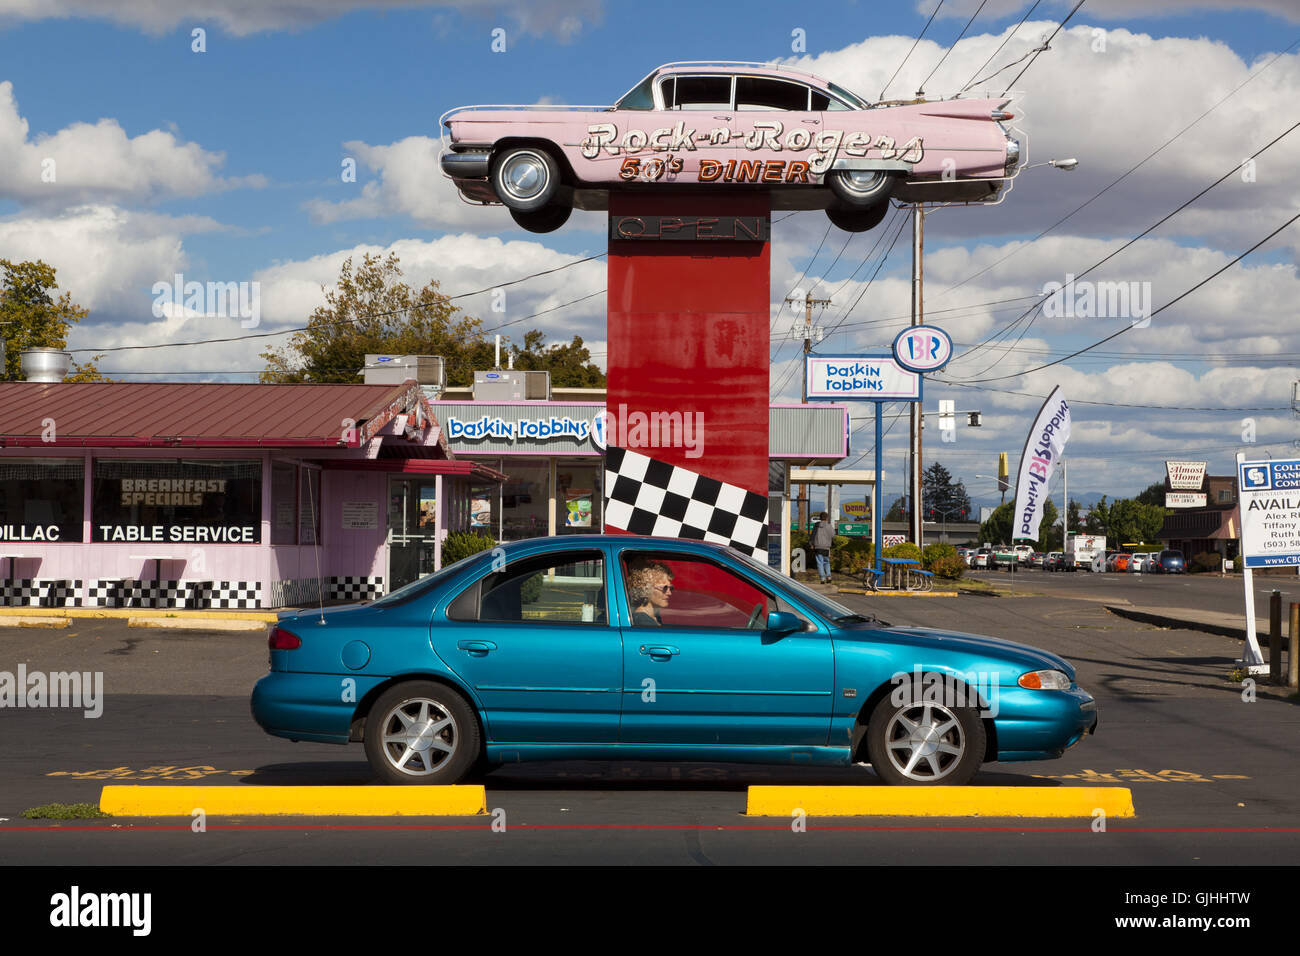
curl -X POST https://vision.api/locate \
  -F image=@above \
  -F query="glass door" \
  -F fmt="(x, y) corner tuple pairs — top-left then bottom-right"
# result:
(388, 477), (439, 591)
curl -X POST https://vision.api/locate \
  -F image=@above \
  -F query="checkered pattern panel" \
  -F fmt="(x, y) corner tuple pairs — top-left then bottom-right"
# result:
(270, 578), (322, 609)
(604, 447), (768, 559)
(331, 577), (384, 602)
(0, 579), (82, 608)
(88, 579), (260, 609)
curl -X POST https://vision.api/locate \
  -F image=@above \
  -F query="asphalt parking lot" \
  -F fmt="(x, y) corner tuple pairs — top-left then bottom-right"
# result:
(1, 583), (1297, 866)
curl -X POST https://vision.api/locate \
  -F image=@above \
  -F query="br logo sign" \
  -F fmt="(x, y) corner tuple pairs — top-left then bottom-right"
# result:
(892, 325), (953, 373)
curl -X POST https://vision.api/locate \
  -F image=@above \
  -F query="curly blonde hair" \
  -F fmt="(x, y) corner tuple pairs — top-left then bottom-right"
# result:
(625, 560), (673, 610)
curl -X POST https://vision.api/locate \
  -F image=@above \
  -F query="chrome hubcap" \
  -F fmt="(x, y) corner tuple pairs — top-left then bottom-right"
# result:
(845, 169), (885, 192)
(501, 153), (548, 200)
(380, 698), (457, 775)
(885, 703), (964, 781)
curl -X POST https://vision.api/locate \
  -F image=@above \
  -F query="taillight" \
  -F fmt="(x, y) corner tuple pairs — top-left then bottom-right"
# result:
(991, 109), (1014, 121)
(268, 626), (302, 651)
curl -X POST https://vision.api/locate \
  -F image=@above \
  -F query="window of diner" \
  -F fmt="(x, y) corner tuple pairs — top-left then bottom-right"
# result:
(0, 458), (85, 543)
(298, 466), (321, 545)
(91, 458), (262, 544)
(555, 462), (601, 533)
(468, 464), (501, 539)
(499, 461), (549, 541)
(271, 462), (297, 545)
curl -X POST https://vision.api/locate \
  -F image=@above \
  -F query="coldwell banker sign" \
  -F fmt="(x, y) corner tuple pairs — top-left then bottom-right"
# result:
(1238, 459), (1300, 568)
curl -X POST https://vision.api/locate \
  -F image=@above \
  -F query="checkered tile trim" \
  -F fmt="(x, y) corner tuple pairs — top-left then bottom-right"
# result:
(0, 579), (83, 608)
(271, 578), (322, 609)
(331, 576), (384, 602)
(604, 447), (768, 559)
(88, 579), (260, 609)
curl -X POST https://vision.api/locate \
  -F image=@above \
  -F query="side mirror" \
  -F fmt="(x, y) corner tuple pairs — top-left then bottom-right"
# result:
(766, 611), (804, 634)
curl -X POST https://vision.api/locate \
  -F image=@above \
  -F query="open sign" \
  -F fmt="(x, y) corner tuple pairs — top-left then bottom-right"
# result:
(892, 325), (953, 373)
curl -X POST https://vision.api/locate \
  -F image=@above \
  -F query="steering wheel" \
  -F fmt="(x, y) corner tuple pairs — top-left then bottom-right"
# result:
(745, 603), (766, 630)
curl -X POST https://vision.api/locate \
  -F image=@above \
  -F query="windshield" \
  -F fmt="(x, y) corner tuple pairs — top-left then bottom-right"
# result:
(733, 550), (875, 623)
(827, 79), (871, 109)
(615, 73), (657, 110)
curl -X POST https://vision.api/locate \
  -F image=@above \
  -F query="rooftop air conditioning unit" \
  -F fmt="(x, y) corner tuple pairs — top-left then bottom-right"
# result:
(473, 370), (551, 401)
(20, 348), (72, 383)
(363, 354), (446, 391)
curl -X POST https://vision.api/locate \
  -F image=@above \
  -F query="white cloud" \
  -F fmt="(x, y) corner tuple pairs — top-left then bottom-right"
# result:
(0, 81), (263, 208)
(0, 0), (603, 38)
(931, 0), (1300, 23)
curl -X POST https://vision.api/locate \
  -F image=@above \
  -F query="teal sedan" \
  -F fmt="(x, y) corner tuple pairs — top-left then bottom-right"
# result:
(251, 535), (1097, 785)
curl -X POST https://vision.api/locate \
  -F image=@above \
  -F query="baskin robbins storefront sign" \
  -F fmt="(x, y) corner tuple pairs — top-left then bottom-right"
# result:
(447, 414), (595, 445)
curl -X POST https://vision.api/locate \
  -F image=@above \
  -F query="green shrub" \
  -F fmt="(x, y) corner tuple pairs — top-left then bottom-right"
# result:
(833, 537), (874, 575)
(442, 531), (496, 565)
(1190, 551), (1222, 573)
(884, 542), (923, 563)
(520, 572), (543, 604)
(929, 554), (966, 580)
(922, 543), (958, 570)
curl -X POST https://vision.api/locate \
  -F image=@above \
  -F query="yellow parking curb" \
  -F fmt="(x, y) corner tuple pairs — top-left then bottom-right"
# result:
(100, 785), (487, 817)
(0, 607), (279, 622)
(746, 786), (1134, 817)
(835, 589), (957, 597)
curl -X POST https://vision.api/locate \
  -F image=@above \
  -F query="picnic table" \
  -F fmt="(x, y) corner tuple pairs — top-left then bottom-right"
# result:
(865, 557), (933, 592)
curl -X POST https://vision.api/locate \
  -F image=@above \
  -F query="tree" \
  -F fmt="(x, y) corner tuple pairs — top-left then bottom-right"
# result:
(0, 259), (106, 381)
(259, 252), (604, 386)
(1084, 495), (1167, 544)
(1134, 481), (1167, 507)
(921, 462), (972, 522)
(885, 495), (908, 521)
(980, 499), (1058, 549)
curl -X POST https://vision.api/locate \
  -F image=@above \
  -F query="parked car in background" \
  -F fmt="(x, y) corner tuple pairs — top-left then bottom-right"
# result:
(251, 535), (1097, 787)
(1104, 551), (1121, 572)
(1154, 549), (1186, 574)
(973, 548), (992, 569)
(1029, 551), (1045, 568)
(1044, 552), (1064, 571)
(1114, 553), (1134, 573)
(440, 61), (1022, 233)
(1014, 544), (1034, 564)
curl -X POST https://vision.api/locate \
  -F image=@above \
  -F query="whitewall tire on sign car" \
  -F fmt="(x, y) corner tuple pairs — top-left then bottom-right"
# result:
(491, 147), (560, 212)
(827, 169), (898, 207)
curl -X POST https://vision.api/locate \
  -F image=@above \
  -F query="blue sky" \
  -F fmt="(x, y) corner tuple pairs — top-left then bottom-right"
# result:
(1, 0), (1298, 503)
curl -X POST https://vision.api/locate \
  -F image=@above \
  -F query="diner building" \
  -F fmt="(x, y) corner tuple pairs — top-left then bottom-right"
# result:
(0, 380), (501, 609)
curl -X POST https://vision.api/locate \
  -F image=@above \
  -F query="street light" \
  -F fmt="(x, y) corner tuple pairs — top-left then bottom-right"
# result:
(1018, 157), (1079, 172)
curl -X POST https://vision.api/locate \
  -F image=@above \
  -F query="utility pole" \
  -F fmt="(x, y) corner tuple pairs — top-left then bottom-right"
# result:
(789, 290), (830, 531)
(909, 205), (924, 547)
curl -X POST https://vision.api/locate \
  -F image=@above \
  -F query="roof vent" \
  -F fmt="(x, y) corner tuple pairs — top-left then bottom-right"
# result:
(363, 354), (446, 390)
(20, 348), (72, 383)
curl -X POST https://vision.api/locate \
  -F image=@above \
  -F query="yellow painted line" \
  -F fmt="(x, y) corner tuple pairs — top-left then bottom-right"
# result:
(128, 617), (266, 631)
(746, 786), (1135, 818)
(100, 785), (487, 817)
(0, 607), (279, 622)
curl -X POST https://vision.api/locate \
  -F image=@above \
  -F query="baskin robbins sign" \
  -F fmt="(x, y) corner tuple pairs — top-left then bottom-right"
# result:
(805, 354), (921, 400)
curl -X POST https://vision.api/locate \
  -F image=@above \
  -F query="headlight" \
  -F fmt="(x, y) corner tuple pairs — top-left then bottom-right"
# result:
(1018, 669), (1070, 690)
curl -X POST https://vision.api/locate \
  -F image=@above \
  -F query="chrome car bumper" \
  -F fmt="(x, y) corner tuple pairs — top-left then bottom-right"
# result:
(440, 149), (492, 179)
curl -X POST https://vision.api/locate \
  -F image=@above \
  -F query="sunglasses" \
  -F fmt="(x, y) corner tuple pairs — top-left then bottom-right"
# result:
(655, 584), (674, 594)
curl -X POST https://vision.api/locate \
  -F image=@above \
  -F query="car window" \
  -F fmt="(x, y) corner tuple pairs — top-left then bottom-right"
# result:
(735, 76), (810, 111)
(662, 75), (733, 110)
(452, 551), (606, 625)
(617, 74), (657, 110)
(621, 552), (772, 629)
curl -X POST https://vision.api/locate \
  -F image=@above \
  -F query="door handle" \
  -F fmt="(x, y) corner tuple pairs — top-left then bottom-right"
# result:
(802, 118), (820, 125)
(713, 115), (732, 121)
(457, 640), (497, 654)
(639, 644), (679, 660)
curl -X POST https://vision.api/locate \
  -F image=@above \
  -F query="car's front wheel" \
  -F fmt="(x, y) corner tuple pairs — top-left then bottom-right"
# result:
(865, 686), (985, 786)
(826, 168), (899, 208)
(491, 146), (560, 212)
(363, 681), (480, 785)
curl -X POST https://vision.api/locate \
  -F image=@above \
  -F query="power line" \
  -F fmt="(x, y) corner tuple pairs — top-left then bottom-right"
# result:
(959, 208), (1300, 384)
(1006, 0), (1086, 88)
(947, 116), (1300, 373)
(938, 32), (1300, 300)
(879, 0), (946, 101)
(919, 0), (991, 92)
(960, 0), (1045, 92)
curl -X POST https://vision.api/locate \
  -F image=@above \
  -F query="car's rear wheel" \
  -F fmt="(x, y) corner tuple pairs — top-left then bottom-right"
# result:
(826, 168), (899, 207)
(510, 203), (572, 233)
(491, 146), (560, 212)
(364, 681), (480, 785)
(865, 687), (985, 786)
(825, 202), (890, 233)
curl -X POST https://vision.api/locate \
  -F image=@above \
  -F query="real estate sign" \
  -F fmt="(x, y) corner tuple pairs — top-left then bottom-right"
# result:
(1238, 458), (1300, 568)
